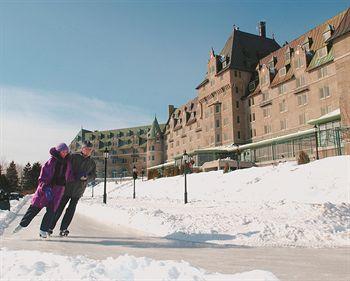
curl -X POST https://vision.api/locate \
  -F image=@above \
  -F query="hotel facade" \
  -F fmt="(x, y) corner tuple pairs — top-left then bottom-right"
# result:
(71, 8), (350, 177)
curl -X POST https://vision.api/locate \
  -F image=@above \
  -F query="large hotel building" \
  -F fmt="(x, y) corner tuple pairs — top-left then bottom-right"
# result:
(70, 8), (350, 178)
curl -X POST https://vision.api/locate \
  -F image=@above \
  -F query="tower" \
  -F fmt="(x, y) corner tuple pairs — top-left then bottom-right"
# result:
(147, 116), (164, 168)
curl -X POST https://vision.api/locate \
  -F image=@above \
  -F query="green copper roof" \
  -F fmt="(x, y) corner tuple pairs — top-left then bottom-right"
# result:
(307, 48), (334, 71)
(148, 117), (162, 139)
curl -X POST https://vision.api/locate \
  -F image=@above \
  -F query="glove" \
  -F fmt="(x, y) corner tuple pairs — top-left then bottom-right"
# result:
(43, 186), (53, 202)
(78, 172), (88, 181)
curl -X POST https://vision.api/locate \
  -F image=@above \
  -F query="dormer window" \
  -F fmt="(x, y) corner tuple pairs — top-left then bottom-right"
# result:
(318, 47), (327, 59)
(302, 36), (312, 52)
(248, 81), (255, 92)
(279, 67), (286, 77)
(284, 47), (292, 65)
(323, 24), (334, 41)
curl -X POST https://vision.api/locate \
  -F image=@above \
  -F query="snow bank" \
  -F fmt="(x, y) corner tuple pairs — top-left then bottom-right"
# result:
(0, 248), (280, 281)
(78, 156), (350, 247)
(0, 196), (30, 235)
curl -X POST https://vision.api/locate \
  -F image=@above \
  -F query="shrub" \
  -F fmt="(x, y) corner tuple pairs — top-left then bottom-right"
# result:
(297, 150), (310, 165)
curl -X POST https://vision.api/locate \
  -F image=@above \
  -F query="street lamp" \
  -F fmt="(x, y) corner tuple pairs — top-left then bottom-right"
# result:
(132, 165), (138, 199)
(103, 147), (109, 204)
(314, 125), (319, 160)
(182, 150), (190, 204)
(141, 167), (145, 181)
(234, 144), (240, 170)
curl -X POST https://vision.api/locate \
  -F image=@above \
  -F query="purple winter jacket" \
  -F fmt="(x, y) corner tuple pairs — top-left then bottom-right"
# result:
(31, 147), (74, 211)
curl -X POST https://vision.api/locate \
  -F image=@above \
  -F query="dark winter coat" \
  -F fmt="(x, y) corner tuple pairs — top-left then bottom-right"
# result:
(64, 152), (96, 198)
(31, 148), (74, 211)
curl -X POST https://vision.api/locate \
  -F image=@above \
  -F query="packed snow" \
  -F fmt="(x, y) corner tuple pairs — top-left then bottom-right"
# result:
(0, 196), (30, 235)
(77, 156), (350, 247)
(0, 249), (280, 281)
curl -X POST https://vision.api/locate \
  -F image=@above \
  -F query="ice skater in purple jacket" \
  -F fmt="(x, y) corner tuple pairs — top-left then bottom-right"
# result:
(13, 143), (73, 238)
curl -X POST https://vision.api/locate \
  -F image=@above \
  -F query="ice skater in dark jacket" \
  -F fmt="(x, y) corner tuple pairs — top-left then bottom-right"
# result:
(50, 140), (96, 236)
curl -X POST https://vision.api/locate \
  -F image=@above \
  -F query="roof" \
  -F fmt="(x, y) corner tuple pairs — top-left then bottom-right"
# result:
(256, 9), (348, 91)
(148, 117), (162, 139)
(223, 29), (280, 72)
(308, 109), (341, 125)
(196, 29), (280, 89)
(328, 8), (350, 41)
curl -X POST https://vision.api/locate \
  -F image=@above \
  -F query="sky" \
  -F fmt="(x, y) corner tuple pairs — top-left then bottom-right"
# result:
(0, 0), (349, 165)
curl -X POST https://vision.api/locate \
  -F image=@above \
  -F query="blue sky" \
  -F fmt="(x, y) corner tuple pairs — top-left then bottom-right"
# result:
(0, 0), (349, 164)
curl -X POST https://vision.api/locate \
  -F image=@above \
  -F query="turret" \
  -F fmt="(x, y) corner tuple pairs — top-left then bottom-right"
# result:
(147, 116), (164, 168)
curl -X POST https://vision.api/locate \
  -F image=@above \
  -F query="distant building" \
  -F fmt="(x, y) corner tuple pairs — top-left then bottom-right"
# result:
(71, 8), (350, 177)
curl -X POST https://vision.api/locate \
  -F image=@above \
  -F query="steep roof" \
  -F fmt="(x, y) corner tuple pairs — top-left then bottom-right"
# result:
(147, 117), (162, 139)
(257, 8), (348, 89)
(196, 28), (280, 89)
(220, 29), (280, 72)
(328, 7), (350, 41)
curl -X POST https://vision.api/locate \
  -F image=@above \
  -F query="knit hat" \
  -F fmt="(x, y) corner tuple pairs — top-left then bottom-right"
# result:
(55, 143), (69, 152)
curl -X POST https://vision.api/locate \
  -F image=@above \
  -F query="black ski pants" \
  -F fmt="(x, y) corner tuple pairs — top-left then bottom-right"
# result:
(50, 195), (80, 231)
(20, 205), (55, 232)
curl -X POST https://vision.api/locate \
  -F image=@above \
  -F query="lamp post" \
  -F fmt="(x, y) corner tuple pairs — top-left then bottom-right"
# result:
(103, 147), (109, 204)
(132, 165), (138, 199)
(314, 125), (319, 160)
(182, 150), (190, 204)
(235, 144), (240, 170)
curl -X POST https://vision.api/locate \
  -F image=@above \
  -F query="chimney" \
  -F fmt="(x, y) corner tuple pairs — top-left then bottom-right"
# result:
(259, 21), (266, 38)
(168, 105), (175, 119)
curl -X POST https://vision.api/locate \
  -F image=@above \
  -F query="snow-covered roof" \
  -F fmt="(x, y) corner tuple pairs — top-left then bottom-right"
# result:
(147, 161), (175, 170)
(307, 109), (340, 125)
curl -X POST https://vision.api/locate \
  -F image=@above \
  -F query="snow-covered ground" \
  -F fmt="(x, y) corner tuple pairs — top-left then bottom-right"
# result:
(0, 196), (30, 235)
(78, 156), (350, 247)
(0, 248), (279, 281)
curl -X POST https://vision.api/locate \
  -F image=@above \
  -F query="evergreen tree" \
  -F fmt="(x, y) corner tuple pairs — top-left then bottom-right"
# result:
(30, 162), (42, 189)
(21, 163), (32, 190)
(6, 161), (19, 191)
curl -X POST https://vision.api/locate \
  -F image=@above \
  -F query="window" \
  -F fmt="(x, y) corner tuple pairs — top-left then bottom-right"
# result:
(296, 75), (305, 88)
(215, 104), (220, 113)
(236, 101), (239, 108)
(215, 120), (219, 128)
(280, 119), (287, 130)
(235, 86), (239, 94)
(263, 107), (271, 118)
(216, 134), (220, 142)
(237, 116), (240, 123)
(318, 66), (328, 79)
(279, 99), (287, 112)
(152, 156), (155, 161)
(252, 112), (256, 121)
(299, 113), (306, 125)
(297, 93), (308, 106)
(253, 129), (257, 137)
(237, 131), (241, 139)
(238, 71), (241, 78)
(151, 145), (155, 151)
(295, 57), (304, 68)
(278, 84), (286, 95)
(285, 51), (291, 62)
(248, 99), (251, 106)
(318, 47), (327, 58)
(262, 92), (270, 101)
(279, 67), (286, 77)
(261, 73), (269, 85)
(319, 86), (330, 99)
(234, 70), (237, 77)
(264, 125), (272, 134)
(321, 105), (332, 115)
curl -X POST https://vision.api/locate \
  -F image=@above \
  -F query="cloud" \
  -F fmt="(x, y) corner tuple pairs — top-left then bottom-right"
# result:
(0, 85), (152, 165)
